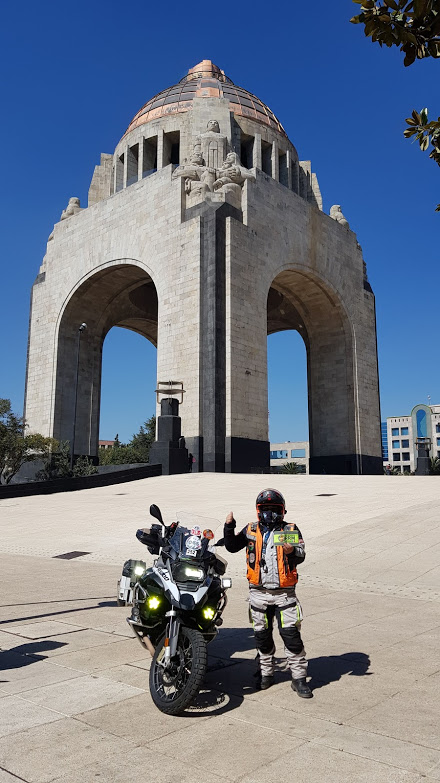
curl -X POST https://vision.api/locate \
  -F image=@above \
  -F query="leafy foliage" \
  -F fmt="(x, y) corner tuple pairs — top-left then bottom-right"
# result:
(99, 416), (156, 466)
(129, 415), (156, 455)
(0, 398), (56, 484)
(351, 1), (440, 209)
(429, 456), (440, 474)
(280, 461), (303, 474)
(404, 108), (440, 208)
(36, 440), (72, 480)
(351, 1), (440, 66)
(73, 455), (98, 477)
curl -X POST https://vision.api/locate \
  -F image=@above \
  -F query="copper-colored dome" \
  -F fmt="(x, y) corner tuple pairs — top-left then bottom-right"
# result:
(124, 59), (286, 137)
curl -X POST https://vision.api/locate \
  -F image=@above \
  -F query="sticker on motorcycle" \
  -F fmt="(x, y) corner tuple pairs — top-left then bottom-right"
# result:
(186, 535), (202, 550)
(191, 526), (202, 537)
(186, 549), (197, 557)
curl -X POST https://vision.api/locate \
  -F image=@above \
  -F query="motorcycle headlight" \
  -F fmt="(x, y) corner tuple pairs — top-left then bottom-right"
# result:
(147, 596), (161, 610)
(134, 565), (146, 576)
(174, 563), (205, 582)
(221, 577), (232, 589)
(184, 566), (204, 579)
(202, 606), (215, 620)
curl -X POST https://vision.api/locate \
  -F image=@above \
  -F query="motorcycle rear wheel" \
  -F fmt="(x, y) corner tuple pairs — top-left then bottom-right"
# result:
(149, 627), (207, 715)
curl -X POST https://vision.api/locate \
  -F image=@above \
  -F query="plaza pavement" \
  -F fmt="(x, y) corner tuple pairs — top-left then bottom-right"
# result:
(0, 473), (440, 783)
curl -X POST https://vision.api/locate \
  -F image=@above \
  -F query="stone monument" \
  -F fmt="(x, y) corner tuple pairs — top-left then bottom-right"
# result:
(24, 59), (382, 474)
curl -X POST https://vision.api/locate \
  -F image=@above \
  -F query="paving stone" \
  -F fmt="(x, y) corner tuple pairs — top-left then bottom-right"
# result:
(0, 658), (83, 694)
(150, 714), (305, 780)
(0, 719), (135, 783)
(2, 621), (84, 638)
(17, 674), (144, 716)
(0, 695), (61, 738)
(237, 742), (422, 783)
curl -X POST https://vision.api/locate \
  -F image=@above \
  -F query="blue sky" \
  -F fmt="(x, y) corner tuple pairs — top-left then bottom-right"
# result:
(1, 1), (438, 445)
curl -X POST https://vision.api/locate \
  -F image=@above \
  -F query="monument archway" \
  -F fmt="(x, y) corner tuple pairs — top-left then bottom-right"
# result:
(25, 59), (382, 474)
(267, 268), (359, 474)
(52, 263), (158, 457)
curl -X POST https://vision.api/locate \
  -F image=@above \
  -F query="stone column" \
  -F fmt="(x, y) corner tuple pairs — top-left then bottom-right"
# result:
(253, 133), (262, 169)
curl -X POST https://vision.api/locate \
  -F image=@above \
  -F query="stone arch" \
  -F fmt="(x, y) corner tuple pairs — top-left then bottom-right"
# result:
(267, 265), (360, 474)
(52, 261), (158, 456)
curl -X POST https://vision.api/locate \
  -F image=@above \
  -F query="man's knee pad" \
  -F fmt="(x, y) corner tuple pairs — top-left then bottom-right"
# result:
(279, 625), (303, 655)
(254, 628), (274, 655)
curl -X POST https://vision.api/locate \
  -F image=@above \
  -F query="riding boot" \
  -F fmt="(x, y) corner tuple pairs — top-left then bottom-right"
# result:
(291, 677), (313, 698)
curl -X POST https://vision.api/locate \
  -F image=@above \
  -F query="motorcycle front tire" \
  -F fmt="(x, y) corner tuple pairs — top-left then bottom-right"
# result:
(149, 626), (207, 715)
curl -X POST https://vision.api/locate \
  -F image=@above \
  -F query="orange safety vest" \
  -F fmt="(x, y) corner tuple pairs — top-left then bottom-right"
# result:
(245, 521), (298, 588)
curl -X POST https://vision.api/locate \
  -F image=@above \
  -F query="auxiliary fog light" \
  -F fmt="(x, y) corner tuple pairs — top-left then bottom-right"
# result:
(203, 607), (215, 621)
(147, 596), (161, 610)
(221, 577), (232, 589)
(134, 565), (146, 576)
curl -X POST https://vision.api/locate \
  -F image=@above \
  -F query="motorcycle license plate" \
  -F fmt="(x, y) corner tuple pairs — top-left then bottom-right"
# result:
(273, 531), (299, 546)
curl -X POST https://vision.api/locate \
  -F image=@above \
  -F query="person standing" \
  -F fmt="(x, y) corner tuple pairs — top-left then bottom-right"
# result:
(188, 453), (194, 473)
(223, 488), (312, 698)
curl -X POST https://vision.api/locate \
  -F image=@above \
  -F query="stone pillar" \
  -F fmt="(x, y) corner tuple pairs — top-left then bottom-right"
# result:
(286, 149), (293, 190)
(253, 133), (262, 169)
(138, 139), (144, 182)
(157, 129), (164, 170)
(271, 141), (279, 182)
(149, 398), (188, 475)
(123, 146), (128, 189)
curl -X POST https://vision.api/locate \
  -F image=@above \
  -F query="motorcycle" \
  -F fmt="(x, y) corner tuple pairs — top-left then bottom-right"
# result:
(126, 504), (231, 715)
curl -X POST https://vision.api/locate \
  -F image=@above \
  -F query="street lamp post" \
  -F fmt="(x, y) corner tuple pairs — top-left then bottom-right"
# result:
(70, 323), (87, 470)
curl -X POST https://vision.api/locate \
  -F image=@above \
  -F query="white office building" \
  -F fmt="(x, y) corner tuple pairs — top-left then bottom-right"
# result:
(269, 441), (309, 473)
(386, 403), (440, 473)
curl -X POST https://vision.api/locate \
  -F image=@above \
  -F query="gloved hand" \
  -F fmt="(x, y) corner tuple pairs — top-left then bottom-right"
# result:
(225, 511), (234, 525)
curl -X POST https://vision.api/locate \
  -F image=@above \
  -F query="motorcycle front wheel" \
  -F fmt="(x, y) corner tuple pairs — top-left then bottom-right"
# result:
(149, 626), (207, 715)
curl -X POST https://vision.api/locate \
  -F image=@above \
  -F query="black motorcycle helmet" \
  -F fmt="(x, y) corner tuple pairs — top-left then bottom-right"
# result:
(256, 488), (286, 528)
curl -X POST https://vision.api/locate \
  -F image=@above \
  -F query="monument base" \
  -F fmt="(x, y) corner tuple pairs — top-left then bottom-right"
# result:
(309, 454), (383, 475)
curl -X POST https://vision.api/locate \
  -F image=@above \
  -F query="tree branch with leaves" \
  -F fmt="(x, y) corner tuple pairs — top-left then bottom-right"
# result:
(351, 0), (440, 209)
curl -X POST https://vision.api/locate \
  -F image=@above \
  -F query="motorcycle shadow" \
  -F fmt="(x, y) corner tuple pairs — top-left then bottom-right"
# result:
(181, 628), (258, 717)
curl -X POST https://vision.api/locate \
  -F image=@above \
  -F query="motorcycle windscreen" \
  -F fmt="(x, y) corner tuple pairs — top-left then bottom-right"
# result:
(168, 526), (209, 560)
(175, 512), (224, 549)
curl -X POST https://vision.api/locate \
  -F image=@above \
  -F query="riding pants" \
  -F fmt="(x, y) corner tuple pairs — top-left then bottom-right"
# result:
(249, 586), (307, 680)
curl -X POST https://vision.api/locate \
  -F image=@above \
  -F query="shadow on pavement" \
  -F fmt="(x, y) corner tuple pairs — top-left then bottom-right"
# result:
(307, 652), (371, 690)
(0, 640), (67, 676)
(0, 599), (117, 627)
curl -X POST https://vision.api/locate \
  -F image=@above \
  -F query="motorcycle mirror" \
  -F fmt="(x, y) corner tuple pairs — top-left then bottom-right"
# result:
(149, 504), (165, 526)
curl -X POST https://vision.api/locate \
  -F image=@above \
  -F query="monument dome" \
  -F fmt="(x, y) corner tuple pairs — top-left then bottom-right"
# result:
(124, 59), (287, 138)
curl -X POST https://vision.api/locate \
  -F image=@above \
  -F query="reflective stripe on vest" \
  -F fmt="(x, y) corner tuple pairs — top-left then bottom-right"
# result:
(245, 523), (298, 588)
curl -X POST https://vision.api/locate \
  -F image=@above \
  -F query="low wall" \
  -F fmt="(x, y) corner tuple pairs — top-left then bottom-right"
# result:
(0, 463), (162, 500)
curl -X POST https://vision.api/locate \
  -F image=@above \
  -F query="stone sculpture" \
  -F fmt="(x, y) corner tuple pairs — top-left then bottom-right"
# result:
(61, 197), (82, 221)
(213, 152), (255, 195)
(330, 204), (349, 229)
(173, 123), (255, 206)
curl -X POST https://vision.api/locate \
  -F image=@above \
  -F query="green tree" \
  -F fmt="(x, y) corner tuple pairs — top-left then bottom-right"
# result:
(281, 461), (303, 474)
(128, 415), (156, 457)
(0, 399), (56, 484)
(429, 456), (440, 474)
(351, 0), (440, 209)
(36, 440), (72, 480)
(73, 455), (98, 477)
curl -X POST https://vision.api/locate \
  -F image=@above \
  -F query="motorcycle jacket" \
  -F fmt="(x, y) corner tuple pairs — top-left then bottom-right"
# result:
(223, 518), (305, 590)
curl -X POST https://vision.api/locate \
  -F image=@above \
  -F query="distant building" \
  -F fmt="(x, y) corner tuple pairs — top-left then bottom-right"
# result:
(99, 440), (115, 450)
(386, 404), (440, 473)
(381, 422), (388, 461)
(270, 441), (309, 473)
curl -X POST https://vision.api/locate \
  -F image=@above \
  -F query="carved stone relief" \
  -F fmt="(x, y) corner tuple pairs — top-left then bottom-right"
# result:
(173, 121), (255, 208)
